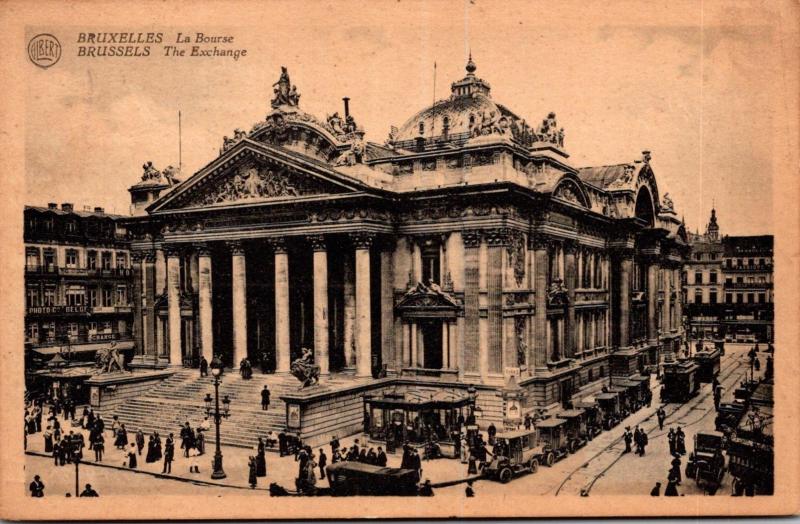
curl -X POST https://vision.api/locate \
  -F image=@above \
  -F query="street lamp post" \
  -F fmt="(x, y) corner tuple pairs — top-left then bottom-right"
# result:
(204, 357), (231, 479)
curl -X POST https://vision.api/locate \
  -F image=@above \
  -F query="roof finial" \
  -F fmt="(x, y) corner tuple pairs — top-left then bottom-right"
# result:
(466, 51), (476, 75)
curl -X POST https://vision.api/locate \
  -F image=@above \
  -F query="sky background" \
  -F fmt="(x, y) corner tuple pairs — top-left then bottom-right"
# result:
(24, 0), (786, 235)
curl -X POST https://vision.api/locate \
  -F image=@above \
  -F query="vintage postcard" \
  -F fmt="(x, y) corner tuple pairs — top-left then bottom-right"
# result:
(1, 0), (798, 519)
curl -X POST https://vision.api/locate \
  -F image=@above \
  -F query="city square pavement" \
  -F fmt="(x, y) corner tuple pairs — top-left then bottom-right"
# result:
(26, 343), (765, 497)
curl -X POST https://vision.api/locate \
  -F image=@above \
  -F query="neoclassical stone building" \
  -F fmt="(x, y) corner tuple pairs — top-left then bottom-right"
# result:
(124, 59), (688, 417)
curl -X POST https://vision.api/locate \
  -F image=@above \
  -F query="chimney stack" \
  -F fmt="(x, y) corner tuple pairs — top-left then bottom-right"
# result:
(47, 203), (57, 209)
(342, 97), (350, 119)
(61, 203), (74, 213)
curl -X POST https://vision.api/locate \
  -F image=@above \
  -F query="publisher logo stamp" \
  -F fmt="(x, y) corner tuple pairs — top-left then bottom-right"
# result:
(28, 34), (61, 68)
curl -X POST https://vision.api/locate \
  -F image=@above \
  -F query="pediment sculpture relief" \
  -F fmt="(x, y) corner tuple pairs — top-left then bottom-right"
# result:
(186, 164), (339, 207)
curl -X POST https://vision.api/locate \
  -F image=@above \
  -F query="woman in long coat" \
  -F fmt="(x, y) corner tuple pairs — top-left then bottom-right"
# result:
(115, 424), (128, 449)
(136, 430), (145, 456)
(146, 435), (157, 463)
(43, 426), (53, 453)
(127, 443), (138, 469)
(153, 432), (163, 462)
(256, 438), (267, 477)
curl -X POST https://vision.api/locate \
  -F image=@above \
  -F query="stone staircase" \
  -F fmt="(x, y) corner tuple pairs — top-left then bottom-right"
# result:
(99, 369), (298, 449)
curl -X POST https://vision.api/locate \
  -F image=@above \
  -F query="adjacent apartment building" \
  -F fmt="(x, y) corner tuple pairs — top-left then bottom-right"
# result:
(24, 203), (134, 366)
(684, 208), (774, 343)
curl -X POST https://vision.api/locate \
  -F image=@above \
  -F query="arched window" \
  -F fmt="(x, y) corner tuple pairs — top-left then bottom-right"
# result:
(418, 121), (425, 136)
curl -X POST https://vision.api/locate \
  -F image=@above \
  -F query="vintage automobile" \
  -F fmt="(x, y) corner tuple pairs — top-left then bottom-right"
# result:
(574, 401), (603, 438)
(535, 417), (570, 465)
(715, 402), (746, 434)
(483, 429), (542, 483)
(595, 393), (622, 430)
(557, 409), (590, 452)
(607, 386), (631, 417)
(728, 383), (773, 495)
(660, 360), (700, 403)
(325, 462), (419, 496)
(693, 348), (722, 383)
(685, 431), (726, 493)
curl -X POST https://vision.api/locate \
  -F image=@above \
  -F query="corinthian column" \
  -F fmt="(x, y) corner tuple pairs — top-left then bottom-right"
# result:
(229, 241), (248, 368)
(308, 235), (329, 376)
(531, 236), (549, 370)
(271, 237), (290, 373)
(351, 232), (374, 377)
(564, 241), (578, 358)
(197, 244), (213, 364)
(166, 246), (183, 366)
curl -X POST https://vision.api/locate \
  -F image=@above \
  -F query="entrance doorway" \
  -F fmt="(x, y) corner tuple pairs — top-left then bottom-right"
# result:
(420, 319), (443, 369)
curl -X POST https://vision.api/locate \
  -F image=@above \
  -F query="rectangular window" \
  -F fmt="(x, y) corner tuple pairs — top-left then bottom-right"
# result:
(116, 286), (127, 305)
(65, 250), (78, 268)
(43, 322), (56, 341)
(737, 293), (744, 304)
(103, 287), (113, 307)
(26, 323), (39, 342)
(758, 293), (766, 304)
(89, 288), (98, 308)
(43, 287), (56, 306)
(66, 287), (85, 307)
(694, 271), (703, 285)
(87, 251), (97, 270)
(725, 293), (733, 303)
(737, 277), (744, 284)
(26, 287), (40, 308)
(101, 252), (112, 270)
(748, 258), (754, 267)
(26, 248), (39, 269)
(68, 322), (79, 340)
(65, 220), (76, 234)
(694, 290), (703, 304)
(747, 293), (754, 303)
(709, 271), (717, 284)
(43, 249), (56, 269)
(710, 291), (717, 304)
(725, 277), (733, 285)
(88, 322), (97, 333)
(116, 252), (127, 269)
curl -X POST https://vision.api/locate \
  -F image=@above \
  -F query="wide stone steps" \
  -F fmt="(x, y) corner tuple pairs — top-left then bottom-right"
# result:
(102, 369), (304, 449)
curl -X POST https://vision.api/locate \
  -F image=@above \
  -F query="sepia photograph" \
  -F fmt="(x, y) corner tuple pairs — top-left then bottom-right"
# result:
(1, 0), (798, 519)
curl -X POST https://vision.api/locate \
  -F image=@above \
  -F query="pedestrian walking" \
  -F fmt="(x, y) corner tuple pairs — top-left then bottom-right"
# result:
(261, 385), (271, 411)
(180, 422), (195, 458)
(670, 456), (682, 485)
(657, 408), (666, 431)
(377, 446), (387, 467)
(650, 482), (661, 496)
(199, 357), (208, 377)
(634, 427), (643, 456)
(256, 438), (267, 477)
(487, 422), (497, 446)
(641, 430), (648, 456)
(318, 449), (327, 479)
(162, 434), (174, 473)
(93, 434), (104, 462)
(248, 456), (257, 488)
(114, 423), (128, 450)
(136, 429), (145, 456)
(676, 427), (686, 455)
(43, 426), (53, 453)
(667, 428), (676, 456)
(127, 443), (138, 469)
(29, 475), (45, 497)
(623, 427), (632, 453)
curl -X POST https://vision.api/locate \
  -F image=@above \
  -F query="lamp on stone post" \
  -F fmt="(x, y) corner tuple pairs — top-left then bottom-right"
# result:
(204, 357), (231, 479)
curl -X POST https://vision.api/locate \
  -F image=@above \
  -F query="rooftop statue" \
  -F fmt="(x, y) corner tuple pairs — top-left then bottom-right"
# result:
(662, 192), (674, 212)
(271, 66), (300, 109)
(141, 161), (162, 181)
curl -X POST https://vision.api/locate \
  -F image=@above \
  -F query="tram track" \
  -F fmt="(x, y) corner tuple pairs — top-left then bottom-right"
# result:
(553, 353), (749, 496)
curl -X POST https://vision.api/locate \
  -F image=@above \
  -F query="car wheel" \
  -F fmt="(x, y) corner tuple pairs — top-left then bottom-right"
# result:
(568, 441), (576, 454)
(499, 468), (513, 483)
(528, 458), (538, 474)
(546, 452), (555, 467)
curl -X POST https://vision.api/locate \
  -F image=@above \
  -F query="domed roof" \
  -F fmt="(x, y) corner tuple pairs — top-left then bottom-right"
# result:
(393, 57), (524, 143)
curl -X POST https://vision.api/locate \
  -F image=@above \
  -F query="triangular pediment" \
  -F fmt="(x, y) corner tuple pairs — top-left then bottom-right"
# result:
(147, 141), (373, 214)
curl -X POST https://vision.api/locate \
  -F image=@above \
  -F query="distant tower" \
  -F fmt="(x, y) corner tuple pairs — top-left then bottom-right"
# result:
(706, 207), (720, 242)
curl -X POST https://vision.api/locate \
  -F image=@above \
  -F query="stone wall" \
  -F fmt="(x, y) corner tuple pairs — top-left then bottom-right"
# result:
(86, 370), (173, 414)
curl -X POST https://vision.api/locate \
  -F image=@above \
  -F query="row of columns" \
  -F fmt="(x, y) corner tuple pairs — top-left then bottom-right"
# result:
(139, 233), (376, 376)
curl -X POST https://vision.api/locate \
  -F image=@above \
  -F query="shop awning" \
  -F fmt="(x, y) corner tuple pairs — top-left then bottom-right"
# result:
(31, 340), (134, 355)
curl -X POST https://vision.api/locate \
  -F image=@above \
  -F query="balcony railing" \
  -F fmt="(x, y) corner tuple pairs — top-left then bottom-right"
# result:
(724, 264), (773, 272)
(723, 282), (772, 289)
(25, 265), (131, 277)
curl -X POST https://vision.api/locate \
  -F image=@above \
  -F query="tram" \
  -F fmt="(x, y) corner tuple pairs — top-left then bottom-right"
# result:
(660, 359), (700, 403)
(693, 347), (721, 383)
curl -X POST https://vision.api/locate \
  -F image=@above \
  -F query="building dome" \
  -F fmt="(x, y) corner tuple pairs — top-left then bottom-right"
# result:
(392, 56), (563, 151)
